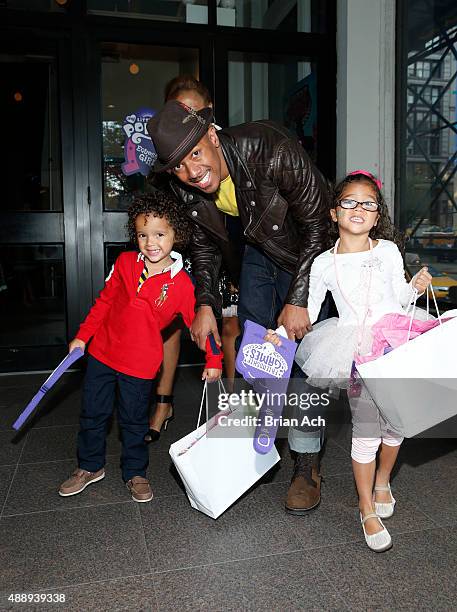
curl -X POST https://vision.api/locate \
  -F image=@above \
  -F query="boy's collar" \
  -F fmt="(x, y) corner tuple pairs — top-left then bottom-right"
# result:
(136, 250), (183, 278)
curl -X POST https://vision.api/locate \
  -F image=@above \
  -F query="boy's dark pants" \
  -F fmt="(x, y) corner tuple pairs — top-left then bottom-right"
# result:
(77, 356), (153, 482)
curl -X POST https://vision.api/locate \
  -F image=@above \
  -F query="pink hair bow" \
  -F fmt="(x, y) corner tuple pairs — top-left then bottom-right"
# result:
(347, 170), (382, 191)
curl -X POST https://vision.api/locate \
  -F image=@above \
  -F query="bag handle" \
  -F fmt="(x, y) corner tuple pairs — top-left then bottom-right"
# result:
(428, 283), (442, 324)
(196, 379), (229, 429)
(196, 381), (207, 429)
(406, 284), (442, 342)
(218, 378), (228, 395)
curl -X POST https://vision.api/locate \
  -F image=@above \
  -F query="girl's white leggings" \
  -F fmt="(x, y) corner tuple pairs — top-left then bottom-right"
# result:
(349, 386), (403, 464)
(351, 434), (403, 464)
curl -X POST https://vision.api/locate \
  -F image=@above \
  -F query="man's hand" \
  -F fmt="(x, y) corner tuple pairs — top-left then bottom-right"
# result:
(202, 368), (222, 382)
(277, 304), (312, 341)
(69, 338), (86, 354)
(190, 305), (221, 351)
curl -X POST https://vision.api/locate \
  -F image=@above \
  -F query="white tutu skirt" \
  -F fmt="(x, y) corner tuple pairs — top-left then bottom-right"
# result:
(295, 318), (371, 389)
(295, 308), (432, 389)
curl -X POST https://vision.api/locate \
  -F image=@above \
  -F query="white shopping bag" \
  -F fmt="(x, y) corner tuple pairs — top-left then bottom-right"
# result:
(356, 311), (457, 438)
(169, 381), (280, 519)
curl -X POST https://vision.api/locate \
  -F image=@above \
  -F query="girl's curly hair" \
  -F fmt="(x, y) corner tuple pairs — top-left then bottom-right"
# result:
(330, 173), (406, 252)
(127, 190), (191, 250)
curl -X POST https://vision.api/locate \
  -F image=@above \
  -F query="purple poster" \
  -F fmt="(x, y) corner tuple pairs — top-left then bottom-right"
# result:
(122, 108), (157, 177)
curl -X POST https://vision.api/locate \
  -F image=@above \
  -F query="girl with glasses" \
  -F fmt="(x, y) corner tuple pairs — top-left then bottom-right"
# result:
(266, 170), (432, 552)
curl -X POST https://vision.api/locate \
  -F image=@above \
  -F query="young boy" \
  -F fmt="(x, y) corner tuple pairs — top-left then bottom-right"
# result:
(59, 192), (223, 502)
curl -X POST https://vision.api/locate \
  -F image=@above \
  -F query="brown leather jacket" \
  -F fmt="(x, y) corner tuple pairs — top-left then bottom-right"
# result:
(169, 120), (331, 313)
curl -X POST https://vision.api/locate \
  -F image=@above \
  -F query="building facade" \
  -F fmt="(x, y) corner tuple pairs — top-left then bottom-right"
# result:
(1, 0), (456, 372)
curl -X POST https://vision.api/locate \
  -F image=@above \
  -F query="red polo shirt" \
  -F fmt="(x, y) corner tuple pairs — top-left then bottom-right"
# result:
(76, 251), (222, 379)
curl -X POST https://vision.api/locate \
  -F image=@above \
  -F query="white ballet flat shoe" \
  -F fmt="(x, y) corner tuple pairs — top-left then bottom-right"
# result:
(374, 482), (396, 519)
(360, 512), (392, 552)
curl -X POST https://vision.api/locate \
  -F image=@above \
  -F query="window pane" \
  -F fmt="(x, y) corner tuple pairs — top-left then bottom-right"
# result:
(1, 54), (62, 211)
(400, 1), (457, 308)
(228, 51), (318, 161)
(431, 60), (442, 79)
(101, 43), (199, 211)
(87, 0), (208, 24)
(218, 0), (327, 32)
(0, 245), (66, 349)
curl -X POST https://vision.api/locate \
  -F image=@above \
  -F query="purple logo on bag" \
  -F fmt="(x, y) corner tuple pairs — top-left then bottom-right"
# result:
(240, 342), (288, 378)
(236, 321), (296, 455)
(122, 108), (157, 176)
(236, 321), (295, 380)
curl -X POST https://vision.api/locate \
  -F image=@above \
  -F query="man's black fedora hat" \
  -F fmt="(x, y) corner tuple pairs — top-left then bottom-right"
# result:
(146, 100), (213, 172)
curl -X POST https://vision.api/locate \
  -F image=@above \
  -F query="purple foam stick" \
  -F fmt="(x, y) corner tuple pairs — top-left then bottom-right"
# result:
(235, 320), (297, 454)
(12, 348), (84, 431)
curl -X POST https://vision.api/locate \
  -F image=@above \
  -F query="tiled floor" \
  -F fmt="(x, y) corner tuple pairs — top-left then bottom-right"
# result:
(1, 367), (456, 611)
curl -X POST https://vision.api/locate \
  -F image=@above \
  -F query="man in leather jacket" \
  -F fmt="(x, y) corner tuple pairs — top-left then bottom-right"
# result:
(147, 101), (330, 514)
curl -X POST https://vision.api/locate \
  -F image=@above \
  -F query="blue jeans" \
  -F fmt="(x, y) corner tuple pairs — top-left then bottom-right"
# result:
(78, 356), (153, 481)
(238, 245), (328, 454)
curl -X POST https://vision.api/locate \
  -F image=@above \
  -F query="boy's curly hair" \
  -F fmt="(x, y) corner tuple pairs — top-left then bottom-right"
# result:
(127, 190), (190, 250)
(330, 173), (406, 252)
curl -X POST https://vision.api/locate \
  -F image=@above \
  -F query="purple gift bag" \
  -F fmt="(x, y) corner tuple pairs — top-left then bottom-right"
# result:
(235, 320), (297, 454)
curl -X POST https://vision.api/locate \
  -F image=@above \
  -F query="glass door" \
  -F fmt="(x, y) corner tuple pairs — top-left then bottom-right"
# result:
(0, 38), (76, 372)
(86, 41), (201, 284)
(1, 3), (335, 373)
(214, 44), (335, 180)
(227, 51), (320, 163)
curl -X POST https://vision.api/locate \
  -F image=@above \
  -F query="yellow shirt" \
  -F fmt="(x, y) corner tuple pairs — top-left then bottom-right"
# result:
(215, 175), (239, 217)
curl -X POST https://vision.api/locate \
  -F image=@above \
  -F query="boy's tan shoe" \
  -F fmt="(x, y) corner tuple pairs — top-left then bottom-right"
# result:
(59, 468), (105, 497)
(126, 476), (153, 502)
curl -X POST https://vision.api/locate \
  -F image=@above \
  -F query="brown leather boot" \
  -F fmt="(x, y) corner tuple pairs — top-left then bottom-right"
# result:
(285, 452), (321, 515)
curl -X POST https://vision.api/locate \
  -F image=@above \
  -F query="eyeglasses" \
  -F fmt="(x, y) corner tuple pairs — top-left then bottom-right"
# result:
(338, 199), (379, 212)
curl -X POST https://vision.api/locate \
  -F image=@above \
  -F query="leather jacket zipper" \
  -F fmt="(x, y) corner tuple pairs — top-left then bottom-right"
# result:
(243, 209), (253, 237)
